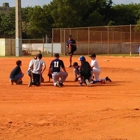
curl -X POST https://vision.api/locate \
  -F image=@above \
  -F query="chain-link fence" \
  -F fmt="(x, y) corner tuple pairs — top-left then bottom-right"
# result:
(1, 25), (140, 56)
(52, 25), (140, 56)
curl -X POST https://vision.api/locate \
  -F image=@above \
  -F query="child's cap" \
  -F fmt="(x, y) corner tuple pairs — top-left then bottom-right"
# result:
(89, 54), (96, 57)
(68, 35), (72, 38)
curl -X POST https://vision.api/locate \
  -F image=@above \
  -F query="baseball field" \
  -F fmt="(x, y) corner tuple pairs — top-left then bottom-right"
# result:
(0, 55), (140, 140)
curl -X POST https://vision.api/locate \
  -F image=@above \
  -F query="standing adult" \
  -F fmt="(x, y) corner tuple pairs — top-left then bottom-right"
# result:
(66, 35), (77, 67)
(48, 53), (68, 87)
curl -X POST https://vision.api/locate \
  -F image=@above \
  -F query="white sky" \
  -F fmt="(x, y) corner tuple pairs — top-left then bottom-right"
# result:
(0, 0), (139, 7)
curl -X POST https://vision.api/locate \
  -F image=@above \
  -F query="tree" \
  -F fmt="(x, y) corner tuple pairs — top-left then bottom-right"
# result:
(0, 8), (15, 38)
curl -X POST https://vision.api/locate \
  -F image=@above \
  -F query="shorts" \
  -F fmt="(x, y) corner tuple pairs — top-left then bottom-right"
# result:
(10, 73), (23, 81)
(70, 46), (77, 55)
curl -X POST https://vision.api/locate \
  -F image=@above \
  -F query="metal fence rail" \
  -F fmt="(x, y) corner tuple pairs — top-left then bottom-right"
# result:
(52, 25), (140, 56)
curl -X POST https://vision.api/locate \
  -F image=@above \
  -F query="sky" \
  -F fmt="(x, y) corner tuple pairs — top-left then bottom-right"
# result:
(0, 0), (139, 7)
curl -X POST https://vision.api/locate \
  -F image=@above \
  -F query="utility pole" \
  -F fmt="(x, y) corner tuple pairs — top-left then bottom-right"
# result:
(15, 0), (22, 56)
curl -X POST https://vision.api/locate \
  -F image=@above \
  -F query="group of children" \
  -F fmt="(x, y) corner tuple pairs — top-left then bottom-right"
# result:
(73, 54), (112, 86)
(9, 53), (112, 87)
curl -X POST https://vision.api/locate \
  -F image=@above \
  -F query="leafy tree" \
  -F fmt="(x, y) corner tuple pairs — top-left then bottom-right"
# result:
(0, 8), (15, 38)
(26, 6), (47, 38)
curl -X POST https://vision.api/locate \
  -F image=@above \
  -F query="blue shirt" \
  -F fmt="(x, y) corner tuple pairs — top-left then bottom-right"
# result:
(50, 58), (65, 73)
(9, 66), (21, 78)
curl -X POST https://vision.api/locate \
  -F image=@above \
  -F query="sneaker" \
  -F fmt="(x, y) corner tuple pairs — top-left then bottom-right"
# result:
(90, 80), (94, 84)
(78, 83), (83, 86)
(67, 52), (72, 56)
(10, 79), (14, 85)
(28, 81), (32, 87)
(69, 65), (72, 67)
(100, 79), (105, 84)
(59, 83), (64, 87)
(54, 81), (60, 87)
(16, 81), (23, 85)
(106, 76), (112, 82)
(74, 78), (78, 81)
(85, 79), (90, 86)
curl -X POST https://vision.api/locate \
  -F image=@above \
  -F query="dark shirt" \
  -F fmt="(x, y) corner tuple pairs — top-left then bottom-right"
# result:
(66, 39), (76, 47)
(9, 66), (21, 78)
(80, 61), (91, 78)
(50, 58), (65, 73)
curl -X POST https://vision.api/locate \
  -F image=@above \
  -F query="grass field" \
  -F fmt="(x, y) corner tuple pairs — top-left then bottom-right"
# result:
(0, 55), (140, 140)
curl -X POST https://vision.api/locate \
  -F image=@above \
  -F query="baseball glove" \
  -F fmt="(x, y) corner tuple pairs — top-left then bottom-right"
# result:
(48, 73), (52, 82)
(48, 73), (52, 79)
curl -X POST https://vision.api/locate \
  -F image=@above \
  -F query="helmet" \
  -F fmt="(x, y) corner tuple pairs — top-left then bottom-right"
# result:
(78, 56), (85, 61)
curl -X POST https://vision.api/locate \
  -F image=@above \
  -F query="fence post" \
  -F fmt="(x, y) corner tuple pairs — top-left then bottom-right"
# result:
(130, 24), (132, 57)
(88, 27), (90, 55)
(51, 28), (54, 56)
(107, 26), (110, 56)
(64, 29), (66, 56)
(42, 38), (44, 55)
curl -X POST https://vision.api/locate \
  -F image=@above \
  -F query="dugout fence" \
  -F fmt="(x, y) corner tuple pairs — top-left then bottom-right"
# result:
(52, 25), (140, 56)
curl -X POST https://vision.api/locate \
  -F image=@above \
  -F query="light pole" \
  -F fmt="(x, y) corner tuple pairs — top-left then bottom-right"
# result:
(15, 0), (22, 56)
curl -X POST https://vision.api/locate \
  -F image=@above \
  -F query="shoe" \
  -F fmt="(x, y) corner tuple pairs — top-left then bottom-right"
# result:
(59, 83), (64, 87)
(69, 65), (72, 67)
(106, 76), (112, 82)
(54, 81), (60, 87)
(100, 79), (105, 84)
(90, 80), (94, 84)
(78, 83), (82, 86)
(10, 79), (14, 85)
(74, 78), (78, 81)
(85, 79), (90, 86)
(16, 80), (23, 85)
(67, 52), (72, 56)
(28, 81), (32, 87)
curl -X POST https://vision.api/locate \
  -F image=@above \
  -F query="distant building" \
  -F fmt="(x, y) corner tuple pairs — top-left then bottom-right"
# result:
(0, 3), (13, 14)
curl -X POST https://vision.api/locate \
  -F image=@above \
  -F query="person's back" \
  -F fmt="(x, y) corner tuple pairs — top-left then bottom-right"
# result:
(48, 53), (68, 87)
(80, 61), (91, 79)
(32, 59), (42, 74)
(78, 56), (91, 86)
(28, 54), (45, 87)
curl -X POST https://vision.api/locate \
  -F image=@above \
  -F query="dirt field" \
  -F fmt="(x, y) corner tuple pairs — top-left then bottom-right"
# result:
(0, 55), (140, 140)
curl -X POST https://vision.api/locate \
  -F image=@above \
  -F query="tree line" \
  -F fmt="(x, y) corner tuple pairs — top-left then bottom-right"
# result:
(0, 0), (140, 39)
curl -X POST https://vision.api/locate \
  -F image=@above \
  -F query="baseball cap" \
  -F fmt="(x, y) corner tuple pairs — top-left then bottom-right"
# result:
(89, 54), (96, 57)
(78, 56), (86, 61)
(54, 53), (59, 57)
(73, 62), (78, 66)
(68, 35), (72, 38)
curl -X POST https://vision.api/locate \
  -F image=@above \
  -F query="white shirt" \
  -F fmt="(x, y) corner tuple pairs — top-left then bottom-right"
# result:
(30, 59), (46, 74)
(91, 59), (101, 70)
(28, 59), (46, 70)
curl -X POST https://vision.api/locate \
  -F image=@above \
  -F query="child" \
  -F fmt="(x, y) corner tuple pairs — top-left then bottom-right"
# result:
(89, 54), (112, 84)
(48, 53), (68, 87)
(9, 60), (24, 85)
(73, 62), (80, 81)
(78, 56), (91, 86)
(28, 54), (46, 87)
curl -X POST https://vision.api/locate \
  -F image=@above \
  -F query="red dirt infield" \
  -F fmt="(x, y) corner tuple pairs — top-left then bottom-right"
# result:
(0, 56), (140, 140)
